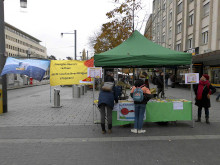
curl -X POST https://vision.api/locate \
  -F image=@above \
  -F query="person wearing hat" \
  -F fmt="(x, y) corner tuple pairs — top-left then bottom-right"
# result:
(194, 74), (216, 124)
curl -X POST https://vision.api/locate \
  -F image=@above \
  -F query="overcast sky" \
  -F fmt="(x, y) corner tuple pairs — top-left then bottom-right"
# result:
(4, 0), (153, 60)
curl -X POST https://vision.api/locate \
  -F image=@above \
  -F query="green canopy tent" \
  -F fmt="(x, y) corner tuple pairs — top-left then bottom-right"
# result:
(93, 30), (194, 127)
(94, 30), (191, 67)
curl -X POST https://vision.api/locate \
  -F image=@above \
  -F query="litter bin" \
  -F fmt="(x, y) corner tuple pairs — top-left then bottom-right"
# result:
(0, 84), (3, 114)
(54, 89), (61, 107)
(74, 85), (80, 98)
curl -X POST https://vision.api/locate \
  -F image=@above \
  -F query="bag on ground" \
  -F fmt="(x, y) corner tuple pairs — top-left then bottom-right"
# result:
(133, 87), (144, 102)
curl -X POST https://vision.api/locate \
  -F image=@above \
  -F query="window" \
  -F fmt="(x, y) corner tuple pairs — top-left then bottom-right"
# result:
(169, 27), (172, 38)
(169, 11), (172, 21)
(203, 2), (210, 17)
(188, 0), (194, 3)
(176, 43), (181, 51)
(162, 1), (166, 10)
(189, 13), (194, 26)
(162, 17), (166, 27)
(177, 2), (183, 13)
(162, 34), (166, 43)
(202, 31), (208, 44)
(188, 38), (193, 49)
(177, 22), (182, 33)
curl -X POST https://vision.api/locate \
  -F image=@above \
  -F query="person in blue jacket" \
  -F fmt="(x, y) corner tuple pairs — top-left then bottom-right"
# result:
(98, 72), (119, 134)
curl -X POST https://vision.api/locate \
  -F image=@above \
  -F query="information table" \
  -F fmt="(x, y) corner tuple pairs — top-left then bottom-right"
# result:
(112, 100), (192, 126)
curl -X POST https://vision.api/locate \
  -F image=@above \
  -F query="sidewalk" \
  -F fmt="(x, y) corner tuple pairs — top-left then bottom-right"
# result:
(1, 84), (219, 127)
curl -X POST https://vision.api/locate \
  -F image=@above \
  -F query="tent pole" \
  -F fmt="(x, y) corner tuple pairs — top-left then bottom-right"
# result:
(190, 63), (194, 128)
(93, 77), (95, 124)
(163, 67), (165, 98)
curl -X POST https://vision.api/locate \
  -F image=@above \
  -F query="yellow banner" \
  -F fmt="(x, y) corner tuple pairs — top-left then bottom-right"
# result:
(50, 60), (89, 86)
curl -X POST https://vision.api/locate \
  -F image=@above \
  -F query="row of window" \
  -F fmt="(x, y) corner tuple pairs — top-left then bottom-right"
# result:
(155, 1), (209, 29)
(5, 26), (39, 44)
(176, 31), (208, 51)
(5, 34), (45, 53)
(154, 0), (209, 22)
(154, 30), (208, 51)
(6, 44), (27, 54)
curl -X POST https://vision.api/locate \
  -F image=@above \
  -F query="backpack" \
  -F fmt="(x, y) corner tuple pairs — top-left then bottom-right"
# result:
(102, 82), (114, 92)
(133, 87), (144, 102)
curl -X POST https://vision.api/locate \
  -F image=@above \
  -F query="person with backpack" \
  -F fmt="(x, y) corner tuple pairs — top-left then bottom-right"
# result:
(98, 72), (119, 134)
(130, 79), (151, 133)
(194, 74), (216, 124)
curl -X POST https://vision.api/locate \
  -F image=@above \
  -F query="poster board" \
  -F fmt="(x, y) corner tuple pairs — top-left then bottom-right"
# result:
(185, 73), (199, 84)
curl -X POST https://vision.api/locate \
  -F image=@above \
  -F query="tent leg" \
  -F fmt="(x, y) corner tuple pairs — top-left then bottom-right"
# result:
(190, 63), (194, 128)
(93, 78), (95, 124)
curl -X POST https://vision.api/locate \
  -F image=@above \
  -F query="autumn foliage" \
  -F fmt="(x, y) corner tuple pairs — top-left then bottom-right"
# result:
(92, 0), (142, 54)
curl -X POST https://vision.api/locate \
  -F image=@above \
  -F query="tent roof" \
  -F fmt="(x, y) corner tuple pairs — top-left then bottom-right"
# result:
(94, 30), (192, 68)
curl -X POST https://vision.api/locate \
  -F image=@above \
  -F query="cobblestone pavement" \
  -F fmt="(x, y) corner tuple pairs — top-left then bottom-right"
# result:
(0, 84), (219, 127)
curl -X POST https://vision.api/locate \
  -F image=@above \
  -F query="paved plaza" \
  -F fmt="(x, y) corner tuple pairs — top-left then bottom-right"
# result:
(0, 84), (220, 165)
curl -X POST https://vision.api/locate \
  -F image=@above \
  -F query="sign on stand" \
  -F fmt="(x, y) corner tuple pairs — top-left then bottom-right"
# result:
(88, 67), (102, 78)
(185, 73), (199, 84)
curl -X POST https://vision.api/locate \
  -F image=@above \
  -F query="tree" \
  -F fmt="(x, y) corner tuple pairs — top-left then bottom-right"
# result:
(66, 56), (73, 60)
(81, 49), (87, 60)
(48, 55), (57, 60)
(91, 0), (142, 54)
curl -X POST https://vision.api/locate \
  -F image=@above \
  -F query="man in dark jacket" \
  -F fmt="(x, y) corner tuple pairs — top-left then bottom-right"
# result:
(194, 74), (216, 124)
(157, 72), (164, 98)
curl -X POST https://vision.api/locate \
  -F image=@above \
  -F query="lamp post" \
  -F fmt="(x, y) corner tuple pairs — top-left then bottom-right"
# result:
(26, 48), (31, 58)
(61, 30), (77, 60)
(20, 0), (27, 8)
(0, 0), (7, 113)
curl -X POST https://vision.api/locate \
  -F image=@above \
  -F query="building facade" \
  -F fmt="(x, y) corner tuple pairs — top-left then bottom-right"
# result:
(145, 0), (220, 86)
(5, 22), (47, 59)
(4, 22), (48, 87)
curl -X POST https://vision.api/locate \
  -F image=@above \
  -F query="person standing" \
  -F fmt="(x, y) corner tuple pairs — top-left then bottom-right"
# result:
(216, 93), (220, 102)
(157, 72), (164, 98)
(98, 72), (118, 134)
(194, 74), (216, 124)
(130, 79), (151, 133)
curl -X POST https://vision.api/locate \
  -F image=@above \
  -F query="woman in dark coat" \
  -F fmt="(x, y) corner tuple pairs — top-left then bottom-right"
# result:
(98, 72), (118, 134)
(194, 74), (216, 124)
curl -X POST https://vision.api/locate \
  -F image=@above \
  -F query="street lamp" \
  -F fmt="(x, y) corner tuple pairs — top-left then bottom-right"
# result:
(0, 0), (7, 113)
(61, 30), (77, 60)
(20, 0), (27, 8)
(26, 48), (31, 58)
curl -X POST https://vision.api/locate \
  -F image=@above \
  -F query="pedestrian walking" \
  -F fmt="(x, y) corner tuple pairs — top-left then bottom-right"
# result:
(194, 74), (216, 124)
(98, 72), (119, 134)
(130, 79), (151, 133)
(216, 93), (220, 102)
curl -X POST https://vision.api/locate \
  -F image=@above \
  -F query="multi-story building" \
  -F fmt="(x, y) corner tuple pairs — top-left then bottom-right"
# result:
(5, 22), (47, 59)
(4, 22), (48, 87)
(145, 0), (220, 86)
(144, 14), (153, 40)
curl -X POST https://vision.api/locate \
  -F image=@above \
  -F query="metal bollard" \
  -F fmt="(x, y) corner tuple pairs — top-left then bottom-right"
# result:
(81, 85), (84, 95)
(84, 85), (87, 93)
(72, 85), (75, 98)
(54, 89), (61, 107)
(74, 85), (80, 98)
